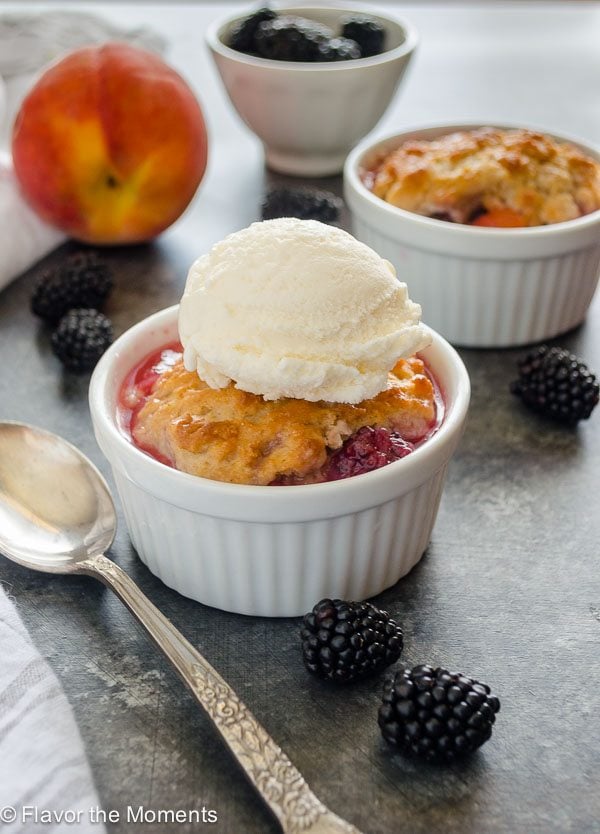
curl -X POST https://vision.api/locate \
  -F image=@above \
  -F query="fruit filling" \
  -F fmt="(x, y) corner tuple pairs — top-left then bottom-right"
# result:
(118, 343), (443, 486)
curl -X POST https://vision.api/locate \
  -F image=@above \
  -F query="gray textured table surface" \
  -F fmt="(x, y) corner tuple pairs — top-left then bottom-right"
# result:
(1, 3), (600, 833)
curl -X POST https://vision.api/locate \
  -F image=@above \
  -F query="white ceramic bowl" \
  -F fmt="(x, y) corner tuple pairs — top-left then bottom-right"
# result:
(89, 306), (469, 617)
(344, 123), (600, 347)
(205, 6), (417, 176)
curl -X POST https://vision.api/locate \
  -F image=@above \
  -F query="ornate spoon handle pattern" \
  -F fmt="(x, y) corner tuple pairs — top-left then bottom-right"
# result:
(83, 555), (364, 834)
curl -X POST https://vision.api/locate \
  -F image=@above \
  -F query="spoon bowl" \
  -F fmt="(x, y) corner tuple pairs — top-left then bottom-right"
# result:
(0, 422), (115, 572)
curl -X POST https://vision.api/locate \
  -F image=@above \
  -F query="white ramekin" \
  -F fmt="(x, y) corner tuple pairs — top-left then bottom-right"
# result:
(206, 6), (417, 176)
(89, 306), (470, 617)
(344, 123), (600, 348)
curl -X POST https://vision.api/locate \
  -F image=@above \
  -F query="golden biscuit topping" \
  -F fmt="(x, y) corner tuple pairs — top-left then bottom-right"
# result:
(131, 357), (437, 485)
(370, 128), (600, 226)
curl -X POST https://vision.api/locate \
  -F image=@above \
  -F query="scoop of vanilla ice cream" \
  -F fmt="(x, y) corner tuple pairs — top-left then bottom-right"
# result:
(178, 218), (430, 404)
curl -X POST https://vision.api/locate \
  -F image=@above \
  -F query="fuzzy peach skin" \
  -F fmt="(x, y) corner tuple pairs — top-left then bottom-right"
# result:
(11, 43), (208, 244)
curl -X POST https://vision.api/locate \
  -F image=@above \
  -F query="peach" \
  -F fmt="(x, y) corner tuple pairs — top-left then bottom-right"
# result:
(11, 43), (208, 244)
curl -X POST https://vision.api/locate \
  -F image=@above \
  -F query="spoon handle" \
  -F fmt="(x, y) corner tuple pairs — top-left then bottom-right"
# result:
(81, 555), (363, 834)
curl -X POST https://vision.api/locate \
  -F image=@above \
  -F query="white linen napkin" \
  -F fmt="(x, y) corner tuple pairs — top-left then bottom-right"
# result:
(0, 583), (105, 833)
(0, 151), (66, 292)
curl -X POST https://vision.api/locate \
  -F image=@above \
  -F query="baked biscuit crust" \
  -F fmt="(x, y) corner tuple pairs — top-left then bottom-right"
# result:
(370, 128), (600, 226)
(132, 356), (437, 485)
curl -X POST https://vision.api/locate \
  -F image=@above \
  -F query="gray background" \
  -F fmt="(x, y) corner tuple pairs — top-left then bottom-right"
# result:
(1, 3), (599, 833)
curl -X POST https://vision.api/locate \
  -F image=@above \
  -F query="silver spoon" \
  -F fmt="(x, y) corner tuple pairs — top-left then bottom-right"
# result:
(0, 421), (364, 834)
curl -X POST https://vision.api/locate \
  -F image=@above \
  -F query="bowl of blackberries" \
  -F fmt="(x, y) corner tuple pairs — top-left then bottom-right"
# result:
(206, 5), (418, 176)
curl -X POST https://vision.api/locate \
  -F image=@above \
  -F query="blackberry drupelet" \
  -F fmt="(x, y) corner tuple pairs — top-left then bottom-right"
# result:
(261, 186), (342, 223)
(228, 7), (277, 54)
(325, 426), (413, 481)
(301, 598), (403, 683)
(510, 345), (599, 425)
(340, 15), (385, 58)
(31, 251), (113, 322)
(317, 37), (361, 62)
(379, 665), (500, 763)
(254, 16), (332, 61)
(51, 308), (113, 372)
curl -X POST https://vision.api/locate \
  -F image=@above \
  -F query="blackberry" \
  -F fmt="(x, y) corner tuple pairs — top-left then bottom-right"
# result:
(51, 308), (113, 373)
(228, 7), (277, 54)
(317, 37), (361, 62)
(31, 251), (113, 322)
(325, 426), (413, 481)
(301, 598), (403, 683)
(340, 15), (386, 58)
(510, 345), (599, 425)
(379, 665), (500, 763)
(261, 186), (342, 224)
(254, 16), (333, 62)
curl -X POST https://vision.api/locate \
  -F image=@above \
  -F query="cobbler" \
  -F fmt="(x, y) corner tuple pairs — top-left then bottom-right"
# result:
(118, 344), (441, 486)
(367, 127), (600, 227)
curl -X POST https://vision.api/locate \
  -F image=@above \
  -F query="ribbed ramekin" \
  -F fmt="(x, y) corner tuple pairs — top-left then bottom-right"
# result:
(344, 123), (600, 348)
(89, 306), (470, 617)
